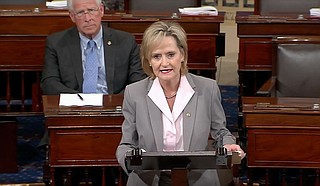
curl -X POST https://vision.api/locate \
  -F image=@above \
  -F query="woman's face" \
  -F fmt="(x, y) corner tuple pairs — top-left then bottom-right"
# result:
(149, 36), (184, 83)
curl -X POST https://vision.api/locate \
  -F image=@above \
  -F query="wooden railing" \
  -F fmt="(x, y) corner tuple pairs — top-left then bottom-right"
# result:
(0, 35), (45, 114)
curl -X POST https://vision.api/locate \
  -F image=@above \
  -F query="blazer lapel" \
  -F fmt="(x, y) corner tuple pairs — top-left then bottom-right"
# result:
(183, 92), (197, 151)
(69, 27), (83, 90)
(146, 80), (164, 151)
(146, 97), (164, 151)
(102, 26), (116, 94)
(183, 74), (197, 151)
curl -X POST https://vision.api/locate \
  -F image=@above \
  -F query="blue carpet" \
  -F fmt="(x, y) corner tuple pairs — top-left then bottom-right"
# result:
(0, 116), (45, 184)
(220, 85), (239, 132)
(0, 85), (238, 183)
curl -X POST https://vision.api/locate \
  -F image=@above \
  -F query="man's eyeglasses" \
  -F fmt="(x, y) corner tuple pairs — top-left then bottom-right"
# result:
(74, 7), (100, 18)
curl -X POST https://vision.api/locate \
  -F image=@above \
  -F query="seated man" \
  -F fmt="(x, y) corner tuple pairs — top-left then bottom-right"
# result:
(39, 0), (146, 184)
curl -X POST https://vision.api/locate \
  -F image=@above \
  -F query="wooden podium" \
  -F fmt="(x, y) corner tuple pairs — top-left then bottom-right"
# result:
(42, 94), (124, 185)
(125, 148), (241, 186)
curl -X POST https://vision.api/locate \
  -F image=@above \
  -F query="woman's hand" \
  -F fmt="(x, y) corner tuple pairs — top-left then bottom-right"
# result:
(223, 144), (246, 159)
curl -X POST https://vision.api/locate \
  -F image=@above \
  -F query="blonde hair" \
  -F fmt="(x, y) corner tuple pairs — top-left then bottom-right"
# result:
(140, 21), (188, 79)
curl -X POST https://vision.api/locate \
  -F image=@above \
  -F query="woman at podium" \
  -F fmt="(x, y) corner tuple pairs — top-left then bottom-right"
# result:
(116, 21), (244, 186)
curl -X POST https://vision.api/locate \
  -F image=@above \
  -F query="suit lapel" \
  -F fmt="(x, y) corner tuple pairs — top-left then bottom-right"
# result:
(147, 97), (164, 151)
(69, 27), (83, 90)
(183, 74), (197, 151)
(102, 26), (116, 94)
(145, 80), (164, 151)
(183, 93), (197, 151)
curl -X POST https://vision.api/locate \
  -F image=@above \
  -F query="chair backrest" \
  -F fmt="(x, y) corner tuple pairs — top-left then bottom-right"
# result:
(273, 36), (320, 98)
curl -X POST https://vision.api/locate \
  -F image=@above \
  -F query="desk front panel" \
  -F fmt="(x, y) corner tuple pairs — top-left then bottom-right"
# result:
(237, 22), (320, 36)
(107, 20), (221, 34)
(243, 97), (320, 168)
(50, 128), (122, 167)
(0, 35), (45, 70)
(0, 15), (73, 35)
(247, 128), (320, 168)
(238, 37), (272, 71)
(46, 115), (123, 127)
(244, 113), (320, 128)
(47, 115), (124, 167)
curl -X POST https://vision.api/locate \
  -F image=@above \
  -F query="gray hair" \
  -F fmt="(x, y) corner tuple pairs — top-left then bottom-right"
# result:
(67, 0), (102, 11)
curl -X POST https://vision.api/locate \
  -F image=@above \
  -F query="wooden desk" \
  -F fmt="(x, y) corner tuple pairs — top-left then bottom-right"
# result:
(242, 96), (320, 184)
(42, 94), (124, 185)
(236, 12), (320, 97)
(0, 6), (224, 113)
(0, 8), (224, 73)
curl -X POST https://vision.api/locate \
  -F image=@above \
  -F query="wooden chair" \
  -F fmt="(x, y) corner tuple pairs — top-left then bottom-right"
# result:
(257, 36), (320, 98)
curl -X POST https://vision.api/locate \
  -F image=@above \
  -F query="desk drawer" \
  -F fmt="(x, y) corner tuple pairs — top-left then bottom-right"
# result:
(244, 113), (320, 128)
(247, 128), (320, 168)
(50, 128), (121, 167)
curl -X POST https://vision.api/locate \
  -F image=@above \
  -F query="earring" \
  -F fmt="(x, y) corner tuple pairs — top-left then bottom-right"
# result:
(149, 64), (152, 66)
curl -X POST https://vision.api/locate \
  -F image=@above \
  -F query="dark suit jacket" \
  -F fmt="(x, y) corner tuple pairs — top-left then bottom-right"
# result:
(41, 24), (146, 95)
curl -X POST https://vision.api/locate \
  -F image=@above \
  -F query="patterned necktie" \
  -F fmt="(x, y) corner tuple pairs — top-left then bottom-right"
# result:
(83, 40), (99, 93)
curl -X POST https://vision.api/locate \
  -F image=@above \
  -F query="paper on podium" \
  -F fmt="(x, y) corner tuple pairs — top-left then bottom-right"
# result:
(59, 93), (103, 106)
